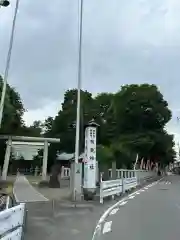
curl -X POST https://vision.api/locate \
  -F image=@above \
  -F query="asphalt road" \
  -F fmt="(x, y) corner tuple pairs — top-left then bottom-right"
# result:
(100, 175), (180, 240)
(24, 199), (116, 240)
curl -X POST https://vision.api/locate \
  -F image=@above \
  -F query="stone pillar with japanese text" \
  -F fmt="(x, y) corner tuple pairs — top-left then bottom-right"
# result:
(83, 120), (99, 200)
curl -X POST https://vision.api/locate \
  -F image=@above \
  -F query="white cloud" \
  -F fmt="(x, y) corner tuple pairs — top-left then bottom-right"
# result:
(23, 100), (60, 126)
(1, 0), (180, 110)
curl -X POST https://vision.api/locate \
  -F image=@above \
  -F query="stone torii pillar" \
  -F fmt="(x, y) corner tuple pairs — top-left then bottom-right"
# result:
(42, 140), (48, 181)
(2, 138), (12, 180)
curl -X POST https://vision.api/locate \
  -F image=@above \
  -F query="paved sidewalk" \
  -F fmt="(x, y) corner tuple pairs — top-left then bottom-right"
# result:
(13, 175), (48, 202)
(24, 176), (160, 240)
(24, 199), (115, 240)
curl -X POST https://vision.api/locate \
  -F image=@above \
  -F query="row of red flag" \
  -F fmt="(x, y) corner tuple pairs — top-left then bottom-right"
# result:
(136, 157), (159, 170)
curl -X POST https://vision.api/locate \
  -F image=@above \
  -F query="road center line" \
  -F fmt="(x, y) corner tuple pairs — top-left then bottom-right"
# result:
(103, 221), (112, 234)
(128, 195), (135, 199)
(109, 208), (119, 215)
(119, 201), (128, 206)
(93, 177), (164, 240)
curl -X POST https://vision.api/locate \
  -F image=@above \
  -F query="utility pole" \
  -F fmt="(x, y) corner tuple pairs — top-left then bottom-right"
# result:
(0, 0), (19, 128)
(177, 117), (180, 161)
(73, 0), (84, 201)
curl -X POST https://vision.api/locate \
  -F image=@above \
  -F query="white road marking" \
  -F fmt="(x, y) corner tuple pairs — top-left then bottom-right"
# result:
(159, 181), (171, 185)
(103, 221), (112, 234)
(159, 181), (172, 185)
(128, 195), (135, 199)
(92, 177), (164, 240)
(144, 187), (148, 190)
(119, 201), (128, 206)
(136, 192), (140, 195)
(71, 229), (80, 235)
(32, 181), (38, 185)
(109, 208), (119, 215)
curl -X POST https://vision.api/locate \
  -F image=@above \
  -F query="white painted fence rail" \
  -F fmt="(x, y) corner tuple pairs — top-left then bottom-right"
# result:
(124, 177), (137, 191)
(100, 179), (123, 204)
(1, 227), (22, 240)
(100, 169), (156, 203)
(0, 203), (25, 239)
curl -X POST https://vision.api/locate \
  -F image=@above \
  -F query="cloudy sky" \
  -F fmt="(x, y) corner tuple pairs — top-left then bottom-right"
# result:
(1, 0), (180, 153)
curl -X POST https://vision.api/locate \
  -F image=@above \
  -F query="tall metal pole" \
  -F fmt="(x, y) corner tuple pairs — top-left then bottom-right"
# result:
(177, 117), (180, 160)
(0, 0), (20, 128)
(73, 0), (83, 201)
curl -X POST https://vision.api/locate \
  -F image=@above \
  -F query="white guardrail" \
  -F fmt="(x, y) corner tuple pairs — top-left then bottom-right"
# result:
(0, 203), (26, 239)
(100, 169), (155, 203)
(100, 179), (123, 203)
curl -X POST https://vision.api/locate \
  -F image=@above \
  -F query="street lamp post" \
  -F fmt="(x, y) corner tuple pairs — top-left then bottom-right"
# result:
(73, 0), (84, 201)
(0, 0), (19, 129)
(177, 117), (180, 160)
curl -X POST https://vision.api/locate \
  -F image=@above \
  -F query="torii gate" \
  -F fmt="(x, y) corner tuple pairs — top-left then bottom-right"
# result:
(0, 135), (60, 181)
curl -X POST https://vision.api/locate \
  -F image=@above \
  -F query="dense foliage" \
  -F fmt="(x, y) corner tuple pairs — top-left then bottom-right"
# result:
(42, 84), (175, 169)
(0, 76), (44, 166)
(0, 75), (176, 170)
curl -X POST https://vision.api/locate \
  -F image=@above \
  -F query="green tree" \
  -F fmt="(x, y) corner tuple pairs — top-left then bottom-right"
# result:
(112, 84), (174, 167)
(148, 130), (175, 166)
(20, 120), (42, 137)
(42, 117), (54, 137)
(43, 89), (96, 169)
(32, 149), (43, 168)
(110, 140), (136, 169)
(96, 145), (113, 180)
(96, 145), (113, 167)
(0, 76), (26, 166)
(0, 76), (25, 134)
(51, 89), (94, 153)
(37, 85), (175, 171)
(92, 93), (116, 146)
(114, 84), (171, 134)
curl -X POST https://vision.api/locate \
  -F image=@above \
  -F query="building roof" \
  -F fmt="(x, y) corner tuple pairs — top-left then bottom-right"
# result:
(56, 152), (74, 161)
(56, 152), (84, 161)
(85, 119), (100, 128)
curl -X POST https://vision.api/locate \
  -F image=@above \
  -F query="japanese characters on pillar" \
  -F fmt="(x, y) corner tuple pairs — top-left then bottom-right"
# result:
(83, 120), (98, 190)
